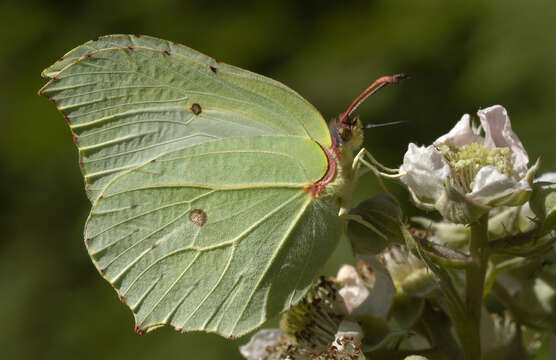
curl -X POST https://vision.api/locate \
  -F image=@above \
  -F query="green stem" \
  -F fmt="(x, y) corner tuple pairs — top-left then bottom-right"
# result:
(459, 213), (490, 360)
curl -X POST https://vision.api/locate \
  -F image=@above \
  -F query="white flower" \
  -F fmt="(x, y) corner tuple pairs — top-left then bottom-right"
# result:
(400, 105), (538, 223)
(329, 320), (366, 359)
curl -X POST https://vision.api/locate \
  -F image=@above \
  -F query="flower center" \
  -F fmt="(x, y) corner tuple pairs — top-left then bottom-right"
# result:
(437, 142), (512, 193)
(279, 278), (344, 352)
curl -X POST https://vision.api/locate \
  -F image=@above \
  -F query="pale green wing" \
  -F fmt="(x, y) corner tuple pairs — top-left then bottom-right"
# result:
(87, 136), (342, 337)
(42, 34), (308, 103)
(39, 37), (331, 201)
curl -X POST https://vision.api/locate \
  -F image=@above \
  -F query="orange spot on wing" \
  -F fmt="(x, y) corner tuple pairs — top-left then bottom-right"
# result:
(134, 325), (144, 336)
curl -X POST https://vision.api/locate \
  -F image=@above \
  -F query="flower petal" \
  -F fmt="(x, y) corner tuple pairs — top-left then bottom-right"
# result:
(335, 320), (364, 341)
(400, 144), (451, 205)
(536, 172), (556, 184)
(468, 166), (530, 206)
(352, 255), (396, 318)
(239, 329), (284, 360)
(434, 114), (483, 147)
(478, 105), (529, 178)
(337, 265), (370, 314)
(336, 264), (365, 287)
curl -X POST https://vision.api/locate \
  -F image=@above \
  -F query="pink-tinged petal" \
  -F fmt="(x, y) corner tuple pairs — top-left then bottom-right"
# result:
(337, 265), (369, 313)
(434, 114), (482, 147)
(478, 105), (529, 177)
(239, 329), (284, 360)
(339, 285), (370, 314)
(400, 144), (451, 204)
(336, 265), (364, 287)
(468, 166), (530, 206)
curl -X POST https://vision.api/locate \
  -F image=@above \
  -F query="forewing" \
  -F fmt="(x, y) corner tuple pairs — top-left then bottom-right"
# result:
(40, 37), (331, 200)
(86, 137), (342, 337)
(42, 34), (308, 103)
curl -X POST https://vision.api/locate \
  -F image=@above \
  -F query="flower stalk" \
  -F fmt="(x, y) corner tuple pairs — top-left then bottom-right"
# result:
(460, 213), (490, 360)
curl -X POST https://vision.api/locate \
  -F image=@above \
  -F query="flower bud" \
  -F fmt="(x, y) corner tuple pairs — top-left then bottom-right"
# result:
(529, 172), (556, 234)
(487, 203), (537, 240)
(378, 245), (437, 297)
(411, 217), (469, 249)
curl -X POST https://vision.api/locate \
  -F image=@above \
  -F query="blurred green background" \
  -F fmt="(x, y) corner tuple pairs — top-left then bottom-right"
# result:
(2, 0), (555, 359)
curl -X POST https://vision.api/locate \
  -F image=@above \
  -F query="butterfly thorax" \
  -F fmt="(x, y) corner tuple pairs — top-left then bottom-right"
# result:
(318, 117), (364, 210)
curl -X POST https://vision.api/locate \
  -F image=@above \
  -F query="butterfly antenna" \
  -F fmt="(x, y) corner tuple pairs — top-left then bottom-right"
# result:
(339, 73), (410, 124)
(365, 120), (407, 129)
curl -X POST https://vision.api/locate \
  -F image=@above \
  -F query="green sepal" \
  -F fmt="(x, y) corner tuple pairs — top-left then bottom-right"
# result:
(435, 179), (489, 224)
(530, 177), (556, 234)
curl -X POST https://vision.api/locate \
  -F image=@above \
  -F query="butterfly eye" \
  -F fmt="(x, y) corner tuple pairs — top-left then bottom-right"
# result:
(339, 125), (352, 142)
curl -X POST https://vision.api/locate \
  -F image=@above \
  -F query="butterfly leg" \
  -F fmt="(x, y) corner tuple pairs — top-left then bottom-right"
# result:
(352, 147), (404, 207)
(339, 213), (389, 240)
(352, 148), (400, 179)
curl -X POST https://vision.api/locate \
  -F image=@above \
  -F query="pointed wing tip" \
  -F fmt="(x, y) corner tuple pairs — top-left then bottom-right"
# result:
(40, 69), (53, 79)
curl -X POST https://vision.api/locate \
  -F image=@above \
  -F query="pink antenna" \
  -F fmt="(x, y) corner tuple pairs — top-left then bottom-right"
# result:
(339, 73), (409, 124)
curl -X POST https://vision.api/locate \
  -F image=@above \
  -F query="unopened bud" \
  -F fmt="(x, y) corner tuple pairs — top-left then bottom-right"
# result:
(378, 245), (437, 297)
(530, 173), (556, 234)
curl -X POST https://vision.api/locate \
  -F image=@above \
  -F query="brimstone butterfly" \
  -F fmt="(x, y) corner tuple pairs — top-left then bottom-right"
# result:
(39, 34), (405, 338)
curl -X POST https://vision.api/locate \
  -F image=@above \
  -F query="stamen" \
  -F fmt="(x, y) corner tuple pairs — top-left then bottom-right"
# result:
(280, 277), (345, 353)
(437, 142), (512, 193)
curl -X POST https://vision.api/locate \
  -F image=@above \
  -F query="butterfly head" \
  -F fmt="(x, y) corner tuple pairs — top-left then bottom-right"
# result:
(329, 114), (363, 153)
(331, 73), (409, 153)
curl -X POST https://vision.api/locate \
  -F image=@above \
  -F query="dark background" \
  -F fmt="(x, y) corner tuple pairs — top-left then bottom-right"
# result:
(2, 1), (555, 359)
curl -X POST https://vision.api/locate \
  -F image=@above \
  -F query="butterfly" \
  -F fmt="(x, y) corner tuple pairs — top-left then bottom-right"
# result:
(40, 34), (405, 338)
